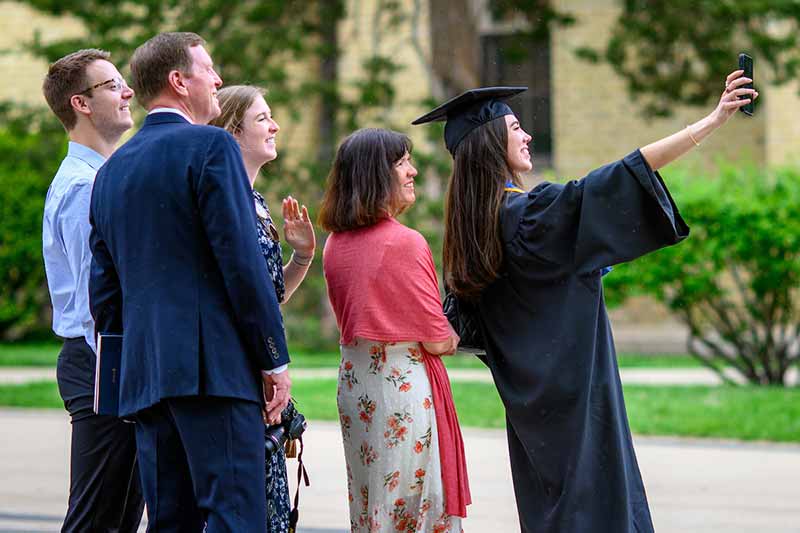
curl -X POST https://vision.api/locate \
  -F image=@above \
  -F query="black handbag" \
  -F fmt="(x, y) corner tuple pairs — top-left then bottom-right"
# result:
(443, 287), (487, 358)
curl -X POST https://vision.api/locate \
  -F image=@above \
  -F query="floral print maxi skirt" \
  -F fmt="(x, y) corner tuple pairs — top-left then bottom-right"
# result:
(338, 339), (462, 533)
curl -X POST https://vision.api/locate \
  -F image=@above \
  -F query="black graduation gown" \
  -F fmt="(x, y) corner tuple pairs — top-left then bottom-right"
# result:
(479, 150), (689, 533)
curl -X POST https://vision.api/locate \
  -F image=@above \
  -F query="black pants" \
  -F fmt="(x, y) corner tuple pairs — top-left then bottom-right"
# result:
(57, 337), (144, 533)
(134, 396), (266, 532)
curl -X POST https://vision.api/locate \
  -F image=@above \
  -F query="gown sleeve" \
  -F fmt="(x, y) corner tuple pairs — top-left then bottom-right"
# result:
(505, 149), (689, 278)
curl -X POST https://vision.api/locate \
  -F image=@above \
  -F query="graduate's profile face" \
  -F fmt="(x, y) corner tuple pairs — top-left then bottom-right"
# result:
(234, 95), (280, 168)
(391, 151), (417, 212)
(505, 114), (533, 173)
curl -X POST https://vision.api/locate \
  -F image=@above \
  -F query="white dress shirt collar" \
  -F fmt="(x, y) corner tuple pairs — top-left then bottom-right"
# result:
(148, 107), (194, 124)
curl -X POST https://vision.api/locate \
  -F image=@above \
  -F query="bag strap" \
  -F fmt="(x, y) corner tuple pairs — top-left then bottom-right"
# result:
(288, 435), (310, 531)
(505, 186), (525, 194)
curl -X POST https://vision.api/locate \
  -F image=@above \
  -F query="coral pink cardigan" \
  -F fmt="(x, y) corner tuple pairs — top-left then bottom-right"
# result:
(323, 216), (471, 517)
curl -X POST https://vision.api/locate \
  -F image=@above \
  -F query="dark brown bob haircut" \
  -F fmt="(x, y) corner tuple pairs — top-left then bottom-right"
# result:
(42, 49), (111, 131)
(318, 128), (412, 233)
(130, 32), (205, 108)
(443, 115), (521, 300)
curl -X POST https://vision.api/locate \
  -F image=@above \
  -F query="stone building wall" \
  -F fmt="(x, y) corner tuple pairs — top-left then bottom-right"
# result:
(3, 0), (798, 174)
(338, 0), (438, 139)
(764, 78), (800, 167)
(0, 2), (85, 107)
(550, 0), (769, 179)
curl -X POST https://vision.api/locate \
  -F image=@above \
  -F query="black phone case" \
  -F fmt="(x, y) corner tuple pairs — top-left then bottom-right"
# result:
(738, 53), (754, 116)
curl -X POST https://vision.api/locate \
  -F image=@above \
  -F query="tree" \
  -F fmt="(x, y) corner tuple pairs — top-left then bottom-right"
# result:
(576, 1), (800, 117)
(5, 0), (429, 346)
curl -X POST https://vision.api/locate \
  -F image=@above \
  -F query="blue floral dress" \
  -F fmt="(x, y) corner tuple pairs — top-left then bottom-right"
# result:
(253, 190), (291, 532)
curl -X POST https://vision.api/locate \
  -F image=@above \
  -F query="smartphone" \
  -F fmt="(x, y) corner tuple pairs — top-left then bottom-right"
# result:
(738, 53), (754, 116)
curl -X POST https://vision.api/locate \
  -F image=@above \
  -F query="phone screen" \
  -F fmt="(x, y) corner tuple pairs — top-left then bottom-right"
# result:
(738, 53), (754, 116)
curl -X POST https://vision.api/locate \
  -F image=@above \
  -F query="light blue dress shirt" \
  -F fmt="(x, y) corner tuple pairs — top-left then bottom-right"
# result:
(43, 142), (106, 353)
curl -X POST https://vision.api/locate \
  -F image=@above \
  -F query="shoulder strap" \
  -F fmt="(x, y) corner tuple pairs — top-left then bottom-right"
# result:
(288, 435), (310, 532)
(505, 186), (525, 194)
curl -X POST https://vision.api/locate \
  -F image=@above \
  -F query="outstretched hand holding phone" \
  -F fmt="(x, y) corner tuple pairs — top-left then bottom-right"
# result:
(640, 66), (758, 171)
(710, 68), (758, 126)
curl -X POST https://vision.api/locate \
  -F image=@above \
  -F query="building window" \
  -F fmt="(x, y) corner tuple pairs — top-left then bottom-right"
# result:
(481, 33), (552, 170)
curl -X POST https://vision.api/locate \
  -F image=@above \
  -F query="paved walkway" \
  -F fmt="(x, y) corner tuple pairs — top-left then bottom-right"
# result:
(1, 366), (798, 386)
(1, 409), (798, 532)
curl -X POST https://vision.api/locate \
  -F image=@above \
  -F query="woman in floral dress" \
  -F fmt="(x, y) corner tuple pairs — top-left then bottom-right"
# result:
(320, 129), (470, 532)
(211, 85), (316, 532)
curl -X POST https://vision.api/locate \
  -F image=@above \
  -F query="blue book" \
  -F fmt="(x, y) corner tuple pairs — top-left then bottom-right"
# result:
(93, 333), (122, 416)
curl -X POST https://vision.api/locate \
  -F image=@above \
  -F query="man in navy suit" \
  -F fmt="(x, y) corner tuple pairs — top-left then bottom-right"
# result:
(89, 32), (291, 531)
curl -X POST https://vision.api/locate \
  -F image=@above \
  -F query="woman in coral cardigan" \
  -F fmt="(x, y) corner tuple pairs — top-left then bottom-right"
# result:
(319, 128), (470, 532)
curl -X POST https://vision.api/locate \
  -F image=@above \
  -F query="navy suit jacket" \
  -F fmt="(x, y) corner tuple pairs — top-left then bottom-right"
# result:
(89, 112), (290, 417)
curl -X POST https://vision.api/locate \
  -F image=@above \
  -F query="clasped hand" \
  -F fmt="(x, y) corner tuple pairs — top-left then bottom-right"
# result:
(262, 369), (291, 425)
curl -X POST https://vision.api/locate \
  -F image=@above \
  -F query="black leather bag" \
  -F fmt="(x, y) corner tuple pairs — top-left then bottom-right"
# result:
(443, 288), (487, 357)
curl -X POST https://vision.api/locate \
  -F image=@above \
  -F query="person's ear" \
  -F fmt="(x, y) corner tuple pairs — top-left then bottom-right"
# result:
(69, 94), (92, 119)
(167, 70), (189, 97)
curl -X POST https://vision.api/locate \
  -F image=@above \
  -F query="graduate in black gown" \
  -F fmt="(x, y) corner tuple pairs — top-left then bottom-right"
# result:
(413, 72), (757, 532)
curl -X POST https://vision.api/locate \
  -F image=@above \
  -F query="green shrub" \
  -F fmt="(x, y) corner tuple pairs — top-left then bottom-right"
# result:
(0, 110), (66, 340)
(604, 163), (800, 385)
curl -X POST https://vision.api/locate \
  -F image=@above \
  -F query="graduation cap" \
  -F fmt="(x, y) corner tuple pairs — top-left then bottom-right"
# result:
(412, 86), (527, 156)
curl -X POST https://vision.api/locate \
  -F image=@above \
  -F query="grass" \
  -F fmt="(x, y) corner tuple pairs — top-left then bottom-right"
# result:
(0, 380), (62, 408)
(4, 379), (798, 443)
(0, 342), (63, 367)
(616, 354), (699, 368)
(623, 385), (800, 442)
(0, 342), (699, 369)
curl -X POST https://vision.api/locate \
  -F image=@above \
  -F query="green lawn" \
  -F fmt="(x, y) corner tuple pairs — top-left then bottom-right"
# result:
(623, 385), (800, 442)
(0, 380), (62, 408)
(0, 342), (699, 369)
(0, 342), (64, 366)
(3, 379), (798, 443)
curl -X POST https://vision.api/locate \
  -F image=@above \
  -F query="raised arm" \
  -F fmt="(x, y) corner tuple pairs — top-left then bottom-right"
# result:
(281, 195), (316, 302)
(641, 70), (757, 171)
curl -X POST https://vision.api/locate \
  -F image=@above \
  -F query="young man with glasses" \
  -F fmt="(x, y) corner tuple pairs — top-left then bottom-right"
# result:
(42, 49), (143, 532)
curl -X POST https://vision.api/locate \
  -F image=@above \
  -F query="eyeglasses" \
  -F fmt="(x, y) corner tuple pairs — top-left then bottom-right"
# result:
(75, 77), (129, 96)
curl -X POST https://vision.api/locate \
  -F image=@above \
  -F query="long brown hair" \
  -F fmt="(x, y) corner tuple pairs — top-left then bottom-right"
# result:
(443, 115), (521, 299)
(318, 128), (412, 233)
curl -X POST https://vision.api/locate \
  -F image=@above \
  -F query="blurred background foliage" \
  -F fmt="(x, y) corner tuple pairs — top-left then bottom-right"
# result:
(0, 104), (67, 340)
(604, 163), (800, 385)
(2, 0), (800, 384)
